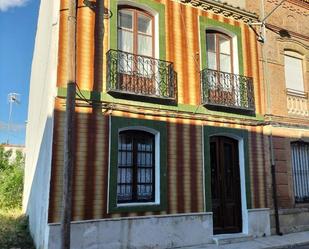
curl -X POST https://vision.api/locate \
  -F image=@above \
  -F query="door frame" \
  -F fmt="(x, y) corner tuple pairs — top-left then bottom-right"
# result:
(203, 126), (252, 234)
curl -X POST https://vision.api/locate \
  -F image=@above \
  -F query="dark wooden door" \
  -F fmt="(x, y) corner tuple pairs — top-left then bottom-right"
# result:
(210, 136), (242, 234)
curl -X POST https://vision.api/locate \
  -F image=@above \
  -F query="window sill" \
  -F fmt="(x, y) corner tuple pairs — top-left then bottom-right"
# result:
(109, 202), (164, 213)
(286, 88), (308, 98)
(117, 201), (159, 207)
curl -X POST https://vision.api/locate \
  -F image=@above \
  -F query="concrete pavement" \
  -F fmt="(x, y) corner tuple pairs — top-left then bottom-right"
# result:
(179, 231), (309, 249)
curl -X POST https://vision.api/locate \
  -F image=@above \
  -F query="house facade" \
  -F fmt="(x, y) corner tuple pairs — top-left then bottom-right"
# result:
(246, 0), (309, 234)
(23, 0), (308, 248)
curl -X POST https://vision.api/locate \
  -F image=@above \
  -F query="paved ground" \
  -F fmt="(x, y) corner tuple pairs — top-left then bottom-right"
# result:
(181, 231), (309, 249)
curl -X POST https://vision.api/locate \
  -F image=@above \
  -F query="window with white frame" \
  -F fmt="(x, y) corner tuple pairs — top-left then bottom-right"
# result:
(291, 141), (309, 203)
(284, 51), (304, 92)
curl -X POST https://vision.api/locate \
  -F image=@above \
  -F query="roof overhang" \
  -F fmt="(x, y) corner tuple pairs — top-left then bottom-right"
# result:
(178, 0), (259, 23)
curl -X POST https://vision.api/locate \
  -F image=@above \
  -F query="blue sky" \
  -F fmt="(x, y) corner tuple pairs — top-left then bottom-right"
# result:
(0, 0), (40, 145)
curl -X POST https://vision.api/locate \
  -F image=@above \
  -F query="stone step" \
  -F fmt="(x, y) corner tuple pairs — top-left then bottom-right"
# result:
(213, 233), (254, 246)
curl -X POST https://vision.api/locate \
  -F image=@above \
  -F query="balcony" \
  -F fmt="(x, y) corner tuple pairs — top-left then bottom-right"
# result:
(286, 89), (309, 117)
(201, 68), (255, 113)
(107, 49), (177, 103)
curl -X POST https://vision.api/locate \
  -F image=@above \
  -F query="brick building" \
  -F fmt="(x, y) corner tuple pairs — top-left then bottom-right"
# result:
(246, 0), (309, 234)
(23, 0), (308, 248)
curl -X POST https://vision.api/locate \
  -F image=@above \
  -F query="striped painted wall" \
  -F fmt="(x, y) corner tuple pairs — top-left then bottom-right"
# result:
(49, 0), (268, 223)
(48, 99), (268, 223)
(56, 0), (264, 114)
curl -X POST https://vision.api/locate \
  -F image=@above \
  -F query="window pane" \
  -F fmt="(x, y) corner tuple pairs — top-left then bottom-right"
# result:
(291, 142), (309, 203)
(118, 10), (133, 29)
(117, 131), (154, 203)
(206, 33), (216, 52)
(207, 51), (217, 70)
(118, 30), (133, 53)
(284, 55), (304, 92)
(220, 54), (231, 73)
(219, 35), (231, 55)
(138, 35), (152, 56)
(138, 14), (152, 34)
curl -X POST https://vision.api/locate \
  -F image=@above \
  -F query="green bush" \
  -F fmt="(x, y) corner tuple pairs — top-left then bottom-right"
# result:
(0, 146), (24, 209)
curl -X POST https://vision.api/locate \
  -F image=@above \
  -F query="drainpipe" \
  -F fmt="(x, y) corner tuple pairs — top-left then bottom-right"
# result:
(269, 132), (283, 236)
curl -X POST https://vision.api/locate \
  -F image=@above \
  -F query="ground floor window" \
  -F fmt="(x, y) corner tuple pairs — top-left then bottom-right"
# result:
(291, 141), (309, 203)
(117, 130), (155, 203)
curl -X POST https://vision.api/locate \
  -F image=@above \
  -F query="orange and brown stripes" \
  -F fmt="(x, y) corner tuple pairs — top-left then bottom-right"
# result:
(102, 0), (109, 92)
(167, 119), (178, 213)
(252, 30), (262, 114)
(171, 2), (184, 103)
(189, 124), (199, 212)
(102, 114), (110, 218)
(57, 8), (69, 87)
(176, 122), (185, 213)
(179, 5), (190, 105)
(250, 127), (261, 208)
(72, 108), (88, 220)
(83, 109), (97, 219)
(76, 5), (95, 90)
(92, 112), (106, 219)
(191, 7), (201, 104)
(244, 25), (253, 78)
(260, 130), (269, 208)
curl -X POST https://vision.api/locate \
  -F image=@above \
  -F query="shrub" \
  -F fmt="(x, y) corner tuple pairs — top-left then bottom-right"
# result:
(0, 146), (24, 209)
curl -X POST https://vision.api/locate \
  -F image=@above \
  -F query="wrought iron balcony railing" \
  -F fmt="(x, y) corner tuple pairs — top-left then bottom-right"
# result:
(107, 49), (177, 100)
(201, 68), (255, 112)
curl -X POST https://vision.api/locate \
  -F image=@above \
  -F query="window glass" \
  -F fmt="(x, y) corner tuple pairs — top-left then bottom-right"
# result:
(206, 33), (216, 52)
(119, 10), (133, 29)
(206, 31), (232, 73)
(117, 130), (155, 203)
(207, 52), (217, 70)
(219, 35), (231, 55)
(118, 30), (133, 53)
(284, 52), (304, 92)
(291, 142), (309, 203)
(138, 35), (153, 56)
(220, 54), (232, 73)
(138, 14), (152, 34)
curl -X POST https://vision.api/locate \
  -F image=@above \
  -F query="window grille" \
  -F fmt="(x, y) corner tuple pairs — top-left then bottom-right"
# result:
(117, 130), (155, 203)
(291, 141), (309, 203)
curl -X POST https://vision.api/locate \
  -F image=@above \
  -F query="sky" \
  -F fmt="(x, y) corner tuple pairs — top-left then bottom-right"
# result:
(0, 0), (40, 145)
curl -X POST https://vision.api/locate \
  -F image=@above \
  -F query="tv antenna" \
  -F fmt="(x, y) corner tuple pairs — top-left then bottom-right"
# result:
(7, 93), (21, 143)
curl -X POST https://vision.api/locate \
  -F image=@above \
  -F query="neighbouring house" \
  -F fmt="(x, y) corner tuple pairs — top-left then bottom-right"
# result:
(246, 0), (309, 234)
(2, 144), (25, 161)
(23, 0), (308, 248)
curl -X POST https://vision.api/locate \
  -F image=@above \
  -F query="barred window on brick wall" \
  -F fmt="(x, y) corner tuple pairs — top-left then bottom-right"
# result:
(291, 141), (309, 203)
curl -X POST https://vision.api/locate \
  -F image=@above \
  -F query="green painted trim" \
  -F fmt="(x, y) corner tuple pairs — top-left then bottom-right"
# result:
(109, 0), (166, 60)
(199, 16), (244, 75)
(109, 116), (167, 213)
(203, 126), (252, 212)
(57, 87), (264, 121)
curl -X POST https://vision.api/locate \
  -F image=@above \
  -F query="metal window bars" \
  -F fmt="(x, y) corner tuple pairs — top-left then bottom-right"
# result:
(201, 68), (255, 112)
(107, 49), (177, 100)
(291, 141), (309, 203)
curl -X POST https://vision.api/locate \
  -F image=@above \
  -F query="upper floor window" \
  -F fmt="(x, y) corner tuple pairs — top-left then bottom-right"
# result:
(117, 130), (155, 203)
(118, 6), (154, 57)
(284, 51), (304, 92)
(206, 31), (233, 73)
(106, 4), (176, 101)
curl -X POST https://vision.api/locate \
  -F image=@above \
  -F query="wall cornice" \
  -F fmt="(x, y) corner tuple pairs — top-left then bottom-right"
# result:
(178, 0), (259, 23)
(267, 0), (309, 15)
